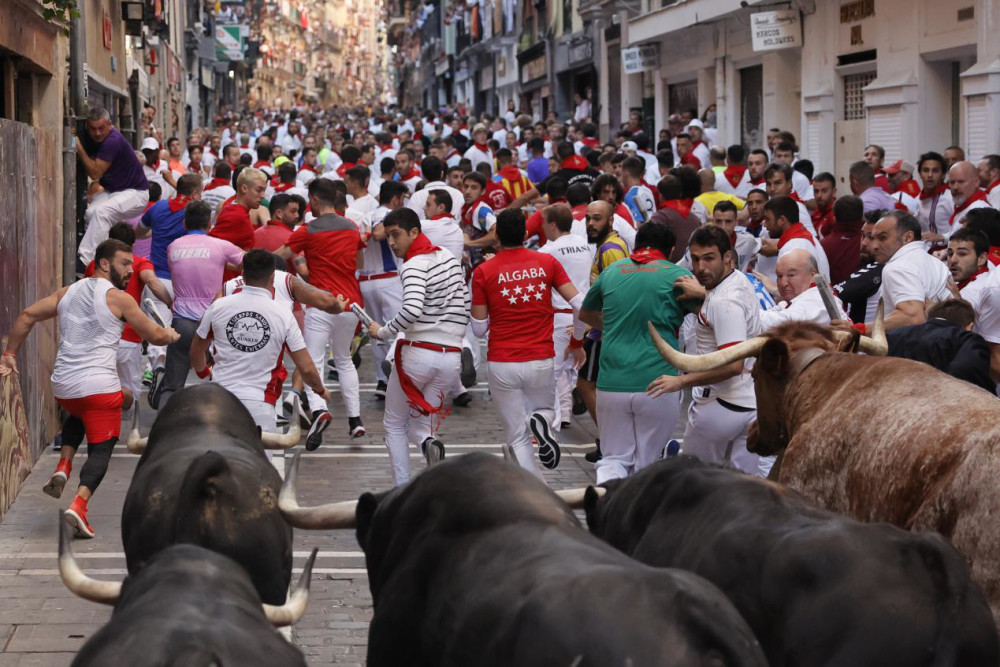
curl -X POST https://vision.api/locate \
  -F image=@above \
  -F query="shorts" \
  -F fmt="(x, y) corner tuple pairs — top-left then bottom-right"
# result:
(56, 391), (125, 443)
(580, 337), (601, 383)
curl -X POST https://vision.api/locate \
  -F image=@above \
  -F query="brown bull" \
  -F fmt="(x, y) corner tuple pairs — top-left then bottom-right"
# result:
(649, 316), (1000, 626)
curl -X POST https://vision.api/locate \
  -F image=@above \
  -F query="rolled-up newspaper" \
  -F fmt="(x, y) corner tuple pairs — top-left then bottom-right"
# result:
(350, 303), (375, 327)
(143, 297), (166, 327)
(813, 275), (842, 321)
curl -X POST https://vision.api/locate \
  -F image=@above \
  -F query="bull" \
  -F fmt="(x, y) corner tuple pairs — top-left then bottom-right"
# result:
(279, 451), (767, 667)
(121, 384), (297, 605)
(649, 306), (1000, 626)
(58, 512), (316, 666)
(584, 456), (998, 665)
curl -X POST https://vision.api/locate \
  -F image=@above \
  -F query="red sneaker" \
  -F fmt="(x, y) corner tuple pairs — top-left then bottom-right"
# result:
(64, 496), (95, 539)
(42, 459), (72, 499)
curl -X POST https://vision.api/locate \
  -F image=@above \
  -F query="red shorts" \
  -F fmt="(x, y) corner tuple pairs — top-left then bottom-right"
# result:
(56, 391), (125, 443)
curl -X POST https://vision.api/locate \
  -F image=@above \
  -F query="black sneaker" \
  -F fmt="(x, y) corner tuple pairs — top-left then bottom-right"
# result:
(585, 439), (602, 463)
(460, 348), (477, 388)
(306, 411), (332, 451)
(348, 416), (365, 438)
(147, 367), (165, 410)
(374, 381), (387, 400)
(560, 421), (572, 430)
(571, 387), (587, 416)
(421, 437), (445, 464)
(529, 412), (561, 469)
(453, 392), (472, 407)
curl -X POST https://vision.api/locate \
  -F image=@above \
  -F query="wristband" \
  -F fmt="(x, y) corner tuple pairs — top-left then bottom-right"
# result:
(850, 322), (867, 336)
(195, 365), (213, 379)
(568, 336), (584, 350)
(1, 352), (15, 358)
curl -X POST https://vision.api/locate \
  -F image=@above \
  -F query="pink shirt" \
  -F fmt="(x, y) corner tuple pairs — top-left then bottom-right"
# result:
(167, 231), (244, 320)
(125, 213), (152, 258)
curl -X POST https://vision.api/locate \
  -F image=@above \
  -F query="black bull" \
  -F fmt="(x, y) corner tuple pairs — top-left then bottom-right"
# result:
(283, 452), (768, 666)
(584, 457), (999, 666)
(121, 384), (292, 605)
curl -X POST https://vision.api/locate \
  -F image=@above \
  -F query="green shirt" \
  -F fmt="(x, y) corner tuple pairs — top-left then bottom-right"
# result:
(582, 257), (699, 392)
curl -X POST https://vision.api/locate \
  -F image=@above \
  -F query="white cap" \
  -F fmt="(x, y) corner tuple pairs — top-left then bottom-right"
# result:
(686, 118), (705, 130)
(621, 140), (638, 151)
(140, 137), (159, 151)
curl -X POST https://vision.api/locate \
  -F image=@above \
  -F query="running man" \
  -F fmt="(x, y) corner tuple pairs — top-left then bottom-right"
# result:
(1, 240), (178, 538)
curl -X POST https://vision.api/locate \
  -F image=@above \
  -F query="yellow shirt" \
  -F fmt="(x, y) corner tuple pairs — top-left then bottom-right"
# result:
(695, 191), (745, 217)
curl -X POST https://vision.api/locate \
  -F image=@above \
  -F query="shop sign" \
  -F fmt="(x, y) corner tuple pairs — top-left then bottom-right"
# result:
(216, 25), (246, 61)
(750, 10), (802, 52)
(569, 41), (592, 65)
(521, 55), (546, 84)
(622, 44), (658, 74)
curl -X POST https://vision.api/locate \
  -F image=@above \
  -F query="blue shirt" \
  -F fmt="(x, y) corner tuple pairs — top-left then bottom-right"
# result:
(527, 157), (549, 185)
(141, 199), (188, 279)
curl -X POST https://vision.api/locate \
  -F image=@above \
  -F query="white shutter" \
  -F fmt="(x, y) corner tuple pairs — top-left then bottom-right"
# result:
(805, 112), (821, 164)
(867, 106), (902, 163)
(966, 96), (988, 163)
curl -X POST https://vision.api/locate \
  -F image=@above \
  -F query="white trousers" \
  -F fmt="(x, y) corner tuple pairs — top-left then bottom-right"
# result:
(384, 345), (460, 486)
(359, 276), (403, 383)
(79, 188), (150, 265)
(681, 398), (760, 476)
(241, 398), (277, 462)
(595, 389), (681, 484)
(142, 278), (174, 369)
(116, 341), (143, 402)
(304, 308), (360, 416)
(551, 313), (575, 429)
(487, 358), (556, 478)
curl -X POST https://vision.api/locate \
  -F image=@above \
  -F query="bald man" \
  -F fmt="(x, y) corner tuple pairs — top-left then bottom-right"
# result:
(948, 161), (991, 229)
(760, 249), (847, 328)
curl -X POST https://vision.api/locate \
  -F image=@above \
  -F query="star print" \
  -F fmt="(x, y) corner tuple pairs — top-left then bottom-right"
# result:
(536, 283), (546, 293)
(513, 285), (523, 295)
(521, 294), (532, 303)
(534, 291), (544, 300)
(501, 287), (510, 297)
(524, 283), (536, 293)
(508, 296), (519, 305)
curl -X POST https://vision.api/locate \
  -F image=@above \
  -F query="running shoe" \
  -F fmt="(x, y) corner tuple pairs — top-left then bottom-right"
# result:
(452, 392), (472, 407)
(664, 439), (681, 458)
(147, 367), (165, 409)
(421, 437), (445, 464)
(560, 421), (572, 430)
(43, 459), (72, 499)
(306, 411), (332, 451)
(348, 416), (366, 438)
(141, 369), (154, 387)
(529, 412), (561, 469)
(64, 496), (95, 539)
(584, 439), (602, 463)
(374, 381), (387, 400)
(571, 388), (587, 416)
(460, 348), (477, 388)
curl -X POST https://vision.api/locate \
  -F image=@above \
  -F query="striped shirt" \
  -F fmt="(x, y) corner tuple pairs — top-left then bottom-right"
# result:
(380, 247), (468, 348)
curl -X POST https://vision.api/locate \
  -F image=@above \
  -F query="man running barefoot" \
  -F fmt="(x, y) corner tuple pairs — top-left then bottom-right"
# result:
(0, 240), (178, 538)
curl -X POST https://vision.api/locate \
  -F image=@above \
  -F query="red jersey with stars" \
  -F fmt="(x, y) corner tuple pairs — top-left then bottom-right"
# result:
(471, 247), (572, 362)
(286, 213), (365, 306)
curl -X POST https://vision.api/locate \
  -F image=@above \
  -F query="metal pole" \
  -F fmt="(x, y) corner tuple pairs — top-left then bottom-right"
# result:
(64, 1), (88, 285)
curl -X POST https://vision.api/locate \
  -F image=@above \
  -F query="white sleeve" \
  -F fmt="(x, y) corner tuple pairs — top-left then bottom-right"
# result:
(881, 262), (925, 308)
(284, 312), (307, 352)
(975, 278), (1000, 344)
(195, 303), (216, 339)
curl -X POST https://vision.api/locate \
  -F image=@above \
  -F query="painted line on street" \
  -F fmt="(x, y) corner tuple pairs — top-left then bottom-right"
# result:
(12, 567), (367, 577)
(0, 551), (365, 560)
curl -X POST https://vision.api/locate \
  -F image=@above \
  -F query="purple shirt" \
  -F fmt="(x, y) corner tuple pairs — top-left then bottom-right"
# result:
(125, 211), (152, 258)
(95, 128), (148, 193)
(859, 185), (896, 215)
(167, 231), (244, 320)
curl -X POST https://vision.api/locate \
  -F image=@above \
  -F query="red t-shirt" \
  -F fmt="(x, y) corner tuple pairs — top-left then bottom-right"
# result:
(254, 221), (298, 274)
(471, 247), (572, 362)
(286, 213), (365, 306)
(211, 200), (256, 281)
(524, 209), (548, 248)
(485, 180), (512, 210)
(85, 254), (153, 343)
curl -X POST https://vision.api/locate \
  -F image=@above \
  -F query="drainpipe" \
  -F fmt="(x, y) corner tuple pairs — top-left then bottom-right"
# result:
(65, 1), (88, 285)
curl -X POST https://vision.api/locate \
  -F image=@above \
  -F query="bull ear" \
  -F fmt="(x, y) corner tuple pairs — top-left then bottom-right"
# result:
(355, 492), (380, 551)
(757, 339), (790, 379)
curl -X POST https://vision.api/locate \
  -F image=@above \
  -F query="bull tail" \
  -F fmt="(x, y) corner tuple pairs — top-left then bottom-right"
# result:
(172, 451), (233, 546)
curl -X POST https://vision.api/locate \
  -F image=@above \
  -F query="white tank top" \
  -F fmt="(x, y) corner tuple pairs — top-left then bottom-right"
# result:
(51, 278), (125, 398)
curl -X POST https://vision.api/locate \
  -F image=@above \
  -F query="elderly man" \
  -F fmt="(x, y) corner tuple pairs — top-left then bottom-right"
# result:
(849, 161), (895, 215)
(759, 250), (847, 328)
(949, 161), (991, 229)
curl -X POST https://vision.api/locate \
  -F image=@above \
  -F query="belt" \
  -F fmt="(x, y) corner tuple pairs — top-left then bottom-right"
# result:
(718, 398), (755, 413)
(358, 271), (398, 282)
(554, 308), (573, 314)
(399, 340), (462, 354)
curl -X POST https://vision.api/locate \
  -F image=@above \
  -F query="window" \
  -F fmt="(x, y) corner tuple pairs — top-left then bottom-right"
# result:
(843, 71), (875, 121)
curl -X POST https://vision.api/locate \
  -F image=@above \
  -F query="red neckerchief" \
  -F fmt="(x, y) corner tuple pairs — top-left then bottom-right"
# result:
(429, 212), (453, 221)
(664, 199), (693, 218)
(167, 196), (191, 213)
(680, 153), (701, 169)
(205, 177), (230, 191)
(749, 176), (765, 186)
(920, 183), (948, 200)
(777, 222), (815, 249)
(240, 144), (250, 150)
(641, 179), (663, 207)
(690, 140), (704, 152)
(723, 165), (746, 188)
(461, 196), (489, 228)
(746, 218), (763, 236)
(561, 155), (589, 171)
(148, 159), (161, 172)
(336, 161), (356, 177)
(400, 167), (421, 180)
(811, 203), (835, 238)
(273, 182), (295, 193)
(188, 161), (202, 173)
(413, 132), (423, 140)
(444, 148), (458, 160)
(989, 246), (1000, 267)
(630, 248), (666, 264)
(896, 178), (921, 198)
(404, 232), (440, 261)
(988, 180), (1000, 195)
(580, 137), (600, 147)
(207, 149), (219, 158)
(253, 160), (270, 170)
(729, 231), (738, 248)
(300, 163), (317, 173)
(380, 143), (393, 151)
(950, 190), (988, 226)
(958, 264), (990, 290)
(789, 191), (804, 204)
(473, 142), (490, 152)
(498, 165), (524, 181)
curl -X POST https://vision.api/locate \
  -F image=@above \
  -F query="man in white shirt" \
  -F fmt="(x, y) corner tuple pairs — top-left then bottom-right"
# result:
(977, 154), (1000, 210)
(758, 195), (830, 282)
(394, 149), (422, 193)
(539, 204), (593, 431)
(760, 250), (848, 329)
(420, 190), (464, 262)
(464, 124), (494, 171)
(948, 161), (991, 230)
(680, 201), (760, 272)
(772, 141), (815, 203)
(406, 156), (464, 219)
(715, 145), (753, 199)
(344, 165), (378, 217)
(916, 151), (954, 240)
(296, 147), (320, 187)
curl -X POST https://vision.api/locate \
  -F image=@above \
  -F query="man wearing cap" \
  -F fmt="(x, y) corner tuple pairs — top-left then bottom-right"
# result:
(464, 124), (494, 171)
(141, 136), (177, 199)
(683, 120), (712, 170)
(886, 159), (920, 214)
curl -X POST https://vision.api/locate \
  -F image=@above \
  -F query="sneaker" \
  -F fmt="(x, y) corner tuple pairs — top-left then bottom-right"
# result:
(664, 439), (681, 458)
(43, 459), (72, 499)
(460, 348), (476, 388)
(147, 367), (165, 409)
(52, 433), (62, 452)
(421, 437), (445, 464)
(529, 412), (561, 470)
(348, 416), (365, 439)
(305, 411), (332, 451)
(374, 381), (387, 400)
(326, 368), (339, 382)
(571, 388), (587, 416)
(452, 392), (472, 408)
(65, 496), (95, 539)
(584, 439), (602, 463)
(142, 369), (154, 387)
(560, 421), (572, 430)
(288, 390), (312, 429)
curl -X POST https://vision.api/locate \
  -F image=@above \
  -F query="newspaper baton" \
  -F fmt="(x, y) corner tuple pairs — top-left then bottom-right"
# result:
(143, 298), (167, 328)
(813, 275), (842, 321)
(350, 303), (375, 328)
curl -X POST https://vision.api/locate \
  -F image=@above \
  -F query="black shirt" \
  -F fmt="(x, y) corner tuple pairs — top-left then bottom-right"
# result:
(887, 319), (996, 393)
(537, 166), (601, 195)
(834, 261), (883, 323)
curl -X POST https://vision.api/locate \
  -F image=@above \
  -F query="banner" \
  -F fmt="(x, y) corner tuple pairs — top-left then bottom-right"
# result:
(750, 11), (802, 52)
(622, 44), (659, 75)
(216, 25), (245, 61)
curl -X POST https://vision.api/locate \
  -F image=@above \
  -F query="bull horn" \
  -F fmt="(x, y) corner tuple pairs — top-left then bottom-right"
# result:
(58, 511), (121, 605)
(262, 547), (317, 627)
(260, 394), (302, 448)
(857, 299), (888, 356)
(279, 452), (358, 529)
(125, 405), (148, 454)
(555, 486), (606, 509)
(648, 321), (767, 373)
